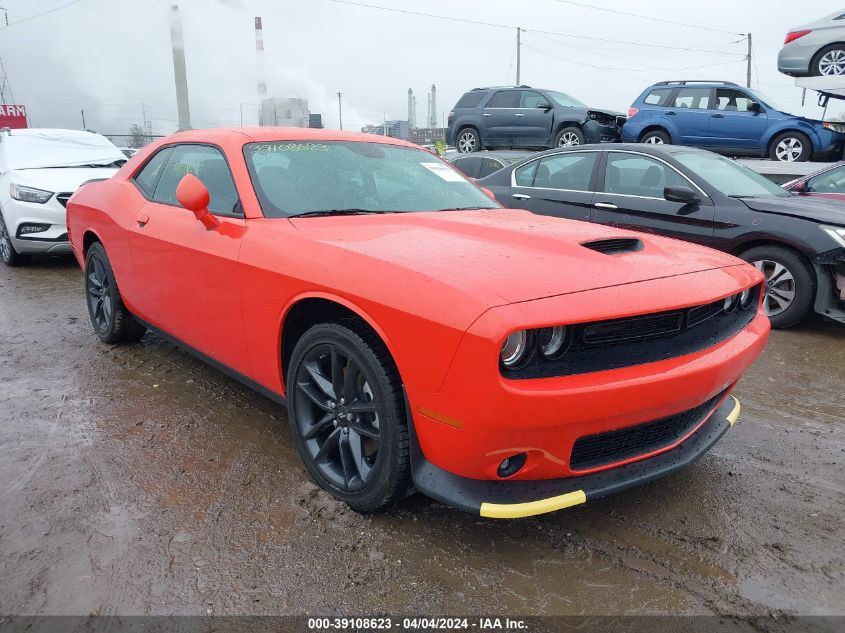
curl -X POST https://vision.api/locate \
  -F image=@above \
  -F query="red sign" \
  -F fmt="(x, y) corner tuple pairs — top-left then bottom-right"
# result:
(0, 105), (28, 129)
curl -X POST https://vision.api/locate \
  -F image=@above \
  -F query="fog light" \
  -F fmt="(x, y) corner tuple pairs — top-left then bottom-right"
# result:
(497, 452), (527, 478)
(18, 223), (49, 236)
(740, 288), (754, 310)
(723, 294), (739, 313)
(538, 325), (567, 359)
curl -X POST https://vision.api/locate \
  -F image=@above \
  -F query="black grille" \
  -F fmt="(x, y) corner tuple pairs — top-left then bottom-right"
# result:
(503, 285), (760, 379)
(581, 238), (643, 255)
(56, 193), (72, 208)
(569, 390), (727, 471)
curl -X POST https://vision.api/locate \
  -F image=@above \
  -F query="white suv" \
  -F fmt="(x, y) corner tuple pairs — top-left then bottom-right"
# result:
(0, 129), (125, 266)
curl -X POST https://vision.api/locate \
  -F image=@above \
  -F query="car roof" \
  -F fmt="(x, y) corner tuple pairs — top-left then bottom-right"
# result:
(160, 127), (422, 149)
(537, 143), (709, 157)
(646, 80), (744, 89)
(451, 150), (534, 160)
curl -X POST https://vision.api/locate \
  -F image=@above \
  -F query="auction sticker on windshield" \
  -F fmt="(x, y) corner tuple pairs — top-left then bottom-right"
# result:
(421, 162), (465, 182)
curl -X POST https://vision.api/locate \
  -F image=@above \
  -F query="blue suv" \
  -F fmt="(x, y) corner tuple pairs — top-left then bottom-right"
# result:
(447, 85), (624, 154)
(622, 80), (845, 162)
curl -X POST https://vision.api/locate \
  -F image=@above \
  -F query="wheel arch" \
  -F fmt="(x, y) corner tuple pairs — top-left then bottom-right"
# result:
(82, 229), (104, 256)
(811, 41), (845, 74)
(731, 238), (818, 284)
(637, 125), (672, 143)
(553, 120), (583, 137)
(278, 293), (400, 389)
(765, 127), (816, 156)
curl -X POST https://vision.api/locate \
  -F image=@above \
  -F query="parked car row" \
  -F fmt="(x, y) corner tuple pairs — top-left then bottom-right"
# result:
(447, 81), (845, 163)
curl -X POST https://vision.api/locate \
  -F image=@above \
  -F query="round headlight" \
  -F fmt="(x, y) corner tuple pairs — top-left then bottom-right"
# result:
(500, 330), (530, 368)
(538, 326), (567, 359)
(723, 294), (738, 313)
(740, 288), (754, 310)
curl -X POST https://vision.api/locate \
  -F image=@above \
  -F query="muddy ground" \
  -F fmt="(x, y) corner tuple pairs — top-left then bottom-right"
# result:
(0, 257), (843, 619)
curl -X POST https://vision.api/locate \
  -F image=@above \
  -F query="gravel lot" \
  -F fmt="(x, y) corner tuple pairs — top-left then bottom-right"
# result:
(1, 257), (843, 618)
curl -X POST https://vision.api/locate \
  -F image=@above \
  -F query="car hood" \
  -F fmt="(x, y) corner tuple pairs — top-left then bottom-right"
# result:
(289, 209), (744, 304)
(741, 195), (845, 226)
(5, 167), (119, 193)
(587, 107), (625, 117)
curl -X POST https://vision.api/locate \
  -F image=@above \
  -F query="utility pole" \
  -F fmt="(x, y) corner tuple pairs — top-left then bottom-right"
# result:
(337, 92), (343, 130)
(239, 102), (243, 126)
(516, 27), (521, 85)
(80, 109), (86, 129)
(746, 33), (752, 88)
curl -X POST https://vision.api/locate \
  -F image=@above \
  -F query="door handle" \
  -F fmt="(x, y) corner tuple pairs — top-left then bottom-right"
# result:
(711, 113), (724, 118)
(512, 194), (531, 200)
(482, 113), (492, 117)
(665, 111), (676, 115)
(593, 202), (618, 209)
(514, 113), (524, 117)
(137, 214), (150, 227)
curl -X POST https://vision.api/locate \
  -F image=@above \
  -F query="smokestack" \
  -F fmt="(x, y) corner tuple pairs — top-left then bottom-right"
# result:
(169, 4), (191, 130)
(407, 88), (414, 128)
(412, 95), (417, 128)
(427, 92), (431, 129)
(255, 17), (267, 101)
(430, 84), (437, 128)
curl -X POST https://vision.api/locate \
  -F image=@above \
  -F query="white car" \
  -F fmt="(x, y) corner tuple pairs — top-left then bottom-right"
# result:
(0, 128), (125, 266)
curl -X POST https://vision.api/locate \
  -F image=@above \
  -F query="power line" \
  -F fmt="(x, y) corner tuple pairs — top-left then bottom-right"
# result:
(1, 0), (85, 28)
(551, 0), (744, 36)
(329, 0), (745, 55)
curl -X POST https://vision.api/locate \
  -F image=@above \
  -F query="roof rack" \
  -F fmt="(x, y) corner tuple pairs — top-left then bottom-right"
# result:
(653, 80), (738, 87)
(470, 85), (532, 91)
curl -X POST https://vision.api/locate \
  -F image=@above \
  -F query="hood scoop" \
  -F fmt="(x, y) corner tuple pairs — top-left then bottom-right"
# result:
(581, 237), (643, 255)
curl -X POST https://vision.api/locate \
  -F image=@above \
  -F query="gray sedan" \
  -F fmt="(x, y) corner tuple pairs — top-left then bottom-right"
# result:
(449, 150), (534, 179)
(778, 9), (845, 76)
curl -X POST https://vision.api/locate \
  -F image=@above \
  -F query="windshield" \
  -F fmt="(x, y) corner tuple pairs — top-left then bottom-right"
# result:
(2, 131), (126, 170)
(673, 152), (791, 198)
(745, 88), (782, 112)
(244, 141), (500, 217)
(545, 91), (587, 109)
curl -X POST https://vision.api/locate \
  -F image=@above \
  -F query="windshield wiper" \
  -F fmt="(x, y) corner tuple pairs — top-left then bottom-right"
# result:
(289, 209), (396, 218)
(433, 207), (488, 212)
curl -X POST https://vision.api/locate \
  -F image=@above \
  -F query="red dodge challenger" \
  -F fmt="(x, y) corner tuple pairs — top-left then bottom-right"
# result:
(67, 128), (769, 519)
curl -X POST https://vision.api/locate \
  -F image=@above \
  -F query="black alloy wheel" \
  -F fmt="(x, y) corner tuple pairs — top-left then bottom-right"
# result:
(287, 321), (410, 511)
(0, 212), (31, 267)
(84, 242), (147, 343)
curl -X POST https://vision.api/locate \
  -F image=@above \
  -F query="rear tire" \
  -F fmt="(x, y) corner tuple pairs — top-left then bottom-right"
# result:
(740, 245), (815, 329)
(769, 131), (811, 162)
(0, 211), (32, 267)
(456, 128), (480, 154)
(640, 130), (670, 145)
(85, 242), (147, 343)
(286, 320), (410, 512)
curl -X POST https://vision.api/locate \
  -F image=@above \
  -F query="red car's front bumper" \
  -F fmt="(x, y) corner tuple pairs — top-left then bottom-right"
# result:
(408, 265), (769, 500)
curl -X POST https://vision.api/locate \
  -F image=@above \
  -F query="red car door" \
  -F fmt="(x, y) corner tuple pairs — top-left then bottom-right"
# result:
(128, 143), (248, 373)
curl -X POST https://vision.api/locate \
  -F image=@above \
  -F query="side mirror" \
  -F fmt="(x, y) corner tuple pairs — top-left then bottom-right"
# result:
(480, 187), (498, 201)
(537, 101), (553, 110)
(176, 174), (219, 230)
(664, 185), (700, 205)
(748, 102), (763, 113)
(790, 180), (808, 193)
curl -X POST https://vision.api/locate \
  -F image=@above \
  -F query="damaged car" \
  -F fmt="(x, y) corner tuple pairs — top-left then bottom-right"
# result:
(479, 143), (845, 328)
(447, 86), (624, 153)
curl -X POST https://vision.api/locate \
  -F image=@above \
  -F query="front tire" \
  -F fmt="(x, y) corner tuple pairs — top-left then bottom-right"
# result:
(554, 126), (584, 147)
(812, 44), (845, 77)
(286, 320), (410, 512)
(456, 128), (480, 153)
(769, 131), (811, 162)
(740, 245), (815, 329)
(0, 211), (31, 267)
(85, 242), (147, 343)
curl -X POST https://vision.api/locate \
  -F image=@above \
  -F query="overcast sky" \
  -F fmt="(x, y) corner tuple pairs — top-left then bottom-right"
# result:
(0, 0), (841, 137)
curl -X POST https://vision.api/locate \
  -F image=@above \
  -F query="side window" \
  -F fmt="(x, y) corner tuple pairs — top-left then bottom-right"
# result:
(533, 152), (598, 191)
(133, 148), (173, 196)
(807, 166), (845, 193)
(514, 160), (539, 187)
(153, 144), (240, 215)
(487, 91), (520, 108)
(520, 91), (548, 108)
(454, 91), (486, 109)
(604, 153), (688, 198)
(478, 157), (505, 178)
(643, 88), (673, 106)
(715, 89), (757, 112)
(671, 88), (711, 110)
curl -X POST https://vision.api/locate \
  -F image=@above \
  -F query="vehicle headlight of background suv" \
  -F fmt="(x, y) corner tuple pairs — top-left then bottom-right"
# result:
(9, 183), (54, 204)
(821, 225), (845, 249)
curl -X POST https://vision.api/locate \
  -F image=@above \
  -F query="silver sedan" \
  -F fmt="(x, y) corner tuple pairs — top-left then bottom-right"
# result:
(778, 9), (845, 77)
